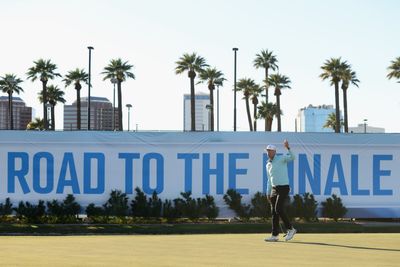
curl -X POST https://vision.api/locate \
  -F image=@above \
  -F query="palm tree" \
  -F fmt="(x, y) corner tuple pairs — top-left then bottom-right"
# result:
(198, 67), (226, 131)
(27, 59), (61, 130)
(268, 73), (291, 132)
(320, 58), (348, 133)
(63, 69), (88, 130)
(27, 118), (44, 130)
(0, 74), (23, 130)
(39, 85), (66, 130)
(257, 102), (281, 131)
(102, 59), (135, 131)
(249, 83), (262, 131)
(175, 53), (208, 131)
(253, 49), (278, 131)
(341, 66), (359, 133)
(387, 57), (400, 83)
(236, 78), (257, 131)
(323, 112), (344, 132)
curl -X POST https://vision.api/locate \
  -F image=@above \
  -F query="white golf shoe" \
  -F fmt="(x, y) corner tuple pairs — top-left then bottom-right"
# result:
(264, 235), (279, 242)
(285, 228), (297, 241)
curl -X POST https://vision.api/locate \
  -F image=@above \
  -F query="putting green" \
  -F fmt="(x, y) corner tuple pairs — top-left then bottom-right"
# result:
(0, 234), (399, 266)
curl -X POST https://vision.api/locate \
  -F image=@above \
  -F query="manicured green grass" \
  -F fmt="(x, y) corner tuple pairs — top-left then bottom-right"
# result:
(0, 234), (399, 267)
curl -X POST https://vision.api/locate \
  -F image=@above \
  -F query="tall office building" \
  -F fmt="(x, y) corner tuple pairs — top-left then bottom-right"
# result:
(183, 93), (210, 131)
(63, 96), (118, 130)
(0, 96), (32, 130)
(296, 104), (340, 132)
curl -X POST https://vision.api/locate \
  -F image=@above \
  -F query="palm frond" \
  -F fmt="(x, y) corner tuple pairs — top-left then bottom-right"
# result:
(257, 101), (282, 119)
(253, 49), (278, 71)
(63, 68), (88, 88)
(268, 73), (292, 89)
(26, 59), (61, 82)
(175, 52), (208, 75)
(320, 57), (348, 84)
(198, 67), (226, 88)
(39, 85), (66, 105)
(236, 78), (256, 97)
(102, 58), (135, 81)
(0, 74), (24, 94)
(387, 57), (400, 81)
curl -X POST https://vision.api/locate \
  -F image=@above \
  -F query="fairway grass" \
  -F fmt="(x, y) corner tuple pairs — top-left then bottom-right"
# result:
(0, 234), (399, 267)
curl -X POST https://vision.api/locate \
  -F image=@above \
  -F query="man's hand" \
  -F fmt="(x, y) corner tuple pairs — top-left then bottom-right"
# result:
(284, 139), (290, 149)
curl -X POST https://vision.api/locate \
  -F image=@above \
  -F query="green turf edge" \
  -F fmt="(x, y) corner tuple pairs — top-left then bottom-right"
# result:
(1, 222), (400, 235)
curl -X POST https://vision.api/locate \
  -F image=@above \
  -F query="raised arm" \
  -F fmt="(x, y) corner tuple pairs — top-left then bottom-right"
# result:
(283, 139), (295, 162)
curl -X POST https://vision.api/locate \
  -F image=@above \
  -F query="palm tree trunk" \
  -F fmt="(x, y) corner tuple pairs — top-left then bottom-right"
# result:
(77, 89), (81, 130)
(334, 82), (341, 133)
(118, 81), (123, 131)
(209, 85), (214, 131)
(267, 118), (273, 131)
(51, 105), (55, 130)
(276, 96), (281, 132)
(245, 97), (253, 131)
(253, 98), (258, 131)
(42, 80), (48, 130)
(264, 68), (269, 131)
(8, 92), (13, 130)
(189, 71), (196, 131)
(276, 88), (282, 132)
(343, 87), (348, 133)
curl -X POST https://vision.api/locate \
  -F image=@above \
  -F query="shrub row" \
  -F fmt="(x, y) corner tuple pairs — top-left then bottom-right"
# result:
(0, 188), (347, 223)
(0, 188), (220, 223)
(224, 190), (347, 222)
(85, 188), (219, 223)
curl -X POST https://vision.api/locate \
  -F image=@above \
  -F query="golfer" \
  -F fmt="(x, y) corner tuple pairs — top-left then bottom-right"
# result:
(264, 139), (297, 242)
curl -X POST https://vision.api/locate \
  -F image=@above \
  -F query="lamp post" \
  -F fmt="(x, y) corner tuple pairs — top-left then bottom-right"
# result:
(363, 119), (368, 133)
(126, 104), (132, 131)
(111, 77), (117, 131)
(233, 47), (238, 131)
(87, 46), (94, 130)
(216, 84), (220, 131)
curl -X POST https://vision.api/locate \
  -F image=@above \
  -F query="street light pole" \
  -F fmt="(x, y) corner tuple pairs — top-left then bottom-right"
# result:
(233, 47), (238, 131)
(87, 46), (94, 130)
(363, 119), (368, 133)
(126, 104), (132, 131)
(217, 85), (220, 132)
(111, 78), (117, 131)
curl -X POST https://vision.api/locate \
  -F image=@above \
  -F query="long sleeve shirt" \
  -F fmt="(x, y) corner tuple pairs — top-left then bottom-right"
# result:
(266, 149), (295, 195)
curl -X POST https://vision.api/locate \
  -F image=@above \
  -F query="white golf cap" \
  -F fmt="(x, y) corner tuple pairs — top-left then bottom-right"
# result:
(265, 144), (276, 151)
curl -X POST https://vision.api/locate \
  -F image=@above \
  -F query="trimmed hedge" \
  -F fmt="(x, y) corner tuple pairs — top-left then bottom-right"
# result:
(321, 194), (348, 221)
(0, 190), (347, 224)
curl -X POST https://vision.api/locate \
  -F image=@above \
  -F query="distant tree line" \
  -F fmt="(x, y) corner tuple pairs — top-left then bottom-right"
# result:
(1, 53), (398, 132)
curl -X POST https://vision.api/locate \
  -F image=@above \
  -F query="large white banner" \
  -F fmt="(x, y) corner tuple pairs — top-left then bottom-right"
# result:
(0, 131), (399, 218)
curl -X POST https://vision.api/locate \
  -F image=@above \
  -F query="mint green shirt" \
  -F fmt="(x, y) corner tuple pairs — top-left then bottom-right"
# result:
(266, 149), (295, 195)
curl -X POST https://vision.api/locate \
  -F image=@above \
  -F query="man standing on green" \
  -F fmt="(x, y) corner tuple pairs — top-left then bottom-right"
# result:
(264, 139), (297, 242)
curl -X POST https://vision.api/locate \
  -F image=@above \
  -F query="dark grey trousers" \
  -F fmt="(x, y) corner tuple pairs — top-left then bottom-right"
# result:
(270, 185), (292, 236)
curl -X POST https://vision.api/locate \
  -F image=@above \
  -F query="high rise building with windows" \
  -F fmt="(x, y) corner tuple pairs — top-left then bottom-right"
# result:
(183, 93), (210, 131)
(296, 104), (340, 132)
(0, 96), (32, 130)
(63, 96), (118, 131)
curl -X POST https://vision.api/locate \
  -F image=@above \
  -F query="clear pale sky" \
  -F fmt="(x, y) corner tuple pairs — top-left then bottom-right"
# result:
(1, 0), (399, 132)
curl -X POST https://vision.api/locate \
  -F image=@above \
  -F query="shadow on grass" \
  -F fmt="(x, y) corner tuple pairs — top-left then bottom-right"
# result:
(289, 241), (400, 252)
